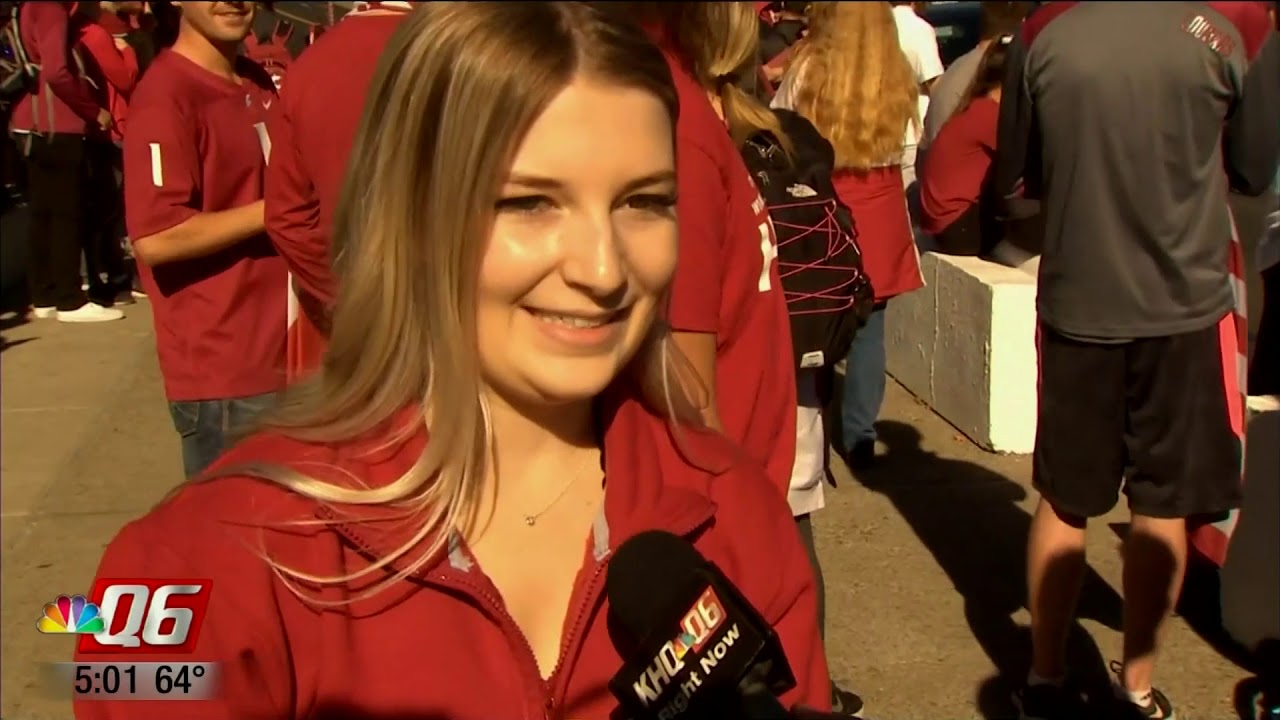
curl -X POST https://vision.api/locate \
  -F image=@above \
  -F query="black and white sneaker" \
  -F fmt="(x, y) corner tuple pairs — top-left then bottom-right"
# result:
(1111, 686), (1176, 719)
(1012, 682), (1089, 720)
(1110, 662), (1177, 719)
(831, 682), (864, 717)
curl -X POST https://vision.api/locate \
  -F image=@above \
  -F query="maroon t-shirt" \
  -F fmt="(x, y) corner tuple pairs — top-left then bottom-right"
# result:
(657, 44), (798, 497)
(920, 96), (999, 235)
(123, 51), (287, 402)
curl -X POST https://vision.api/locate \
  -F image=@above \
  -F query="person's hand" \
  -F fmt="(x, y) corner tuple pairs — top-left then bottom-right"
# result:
(96, 108), (114, 130)
(113, 36), (130, 51)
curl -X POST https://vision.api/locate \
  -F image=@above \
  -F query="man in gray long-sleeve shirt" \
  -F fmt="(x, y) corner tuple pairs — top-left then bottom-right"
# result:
(993, 2), (1280, 719)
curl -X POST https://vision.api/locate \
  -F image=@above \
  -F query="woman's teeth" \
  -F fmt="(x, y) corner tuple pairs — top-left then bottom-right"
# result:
(531, 311), (609, 328)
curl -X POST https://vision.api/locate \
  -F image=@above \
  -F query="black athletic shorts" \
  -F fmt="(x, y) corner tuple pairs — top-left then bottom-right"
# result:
(1032, 320), (1243, 519)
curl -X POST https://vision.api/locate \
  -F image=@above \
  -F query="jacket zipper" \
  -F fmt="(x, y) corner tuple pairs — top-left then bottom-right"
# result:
(438, 571), (552, 720)
(543, 561), (608, 718)
(544, 512), (715, 718)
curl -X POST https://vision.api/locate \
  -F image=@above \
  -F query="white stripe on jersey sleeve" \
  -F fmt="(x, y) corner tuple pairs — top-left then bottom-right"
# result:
(148, 143), (163, 187)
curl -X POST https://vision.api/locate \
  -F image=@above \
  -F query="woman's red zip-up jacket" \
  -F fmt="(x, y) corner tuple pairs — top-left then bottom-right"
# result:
(73, 392), (831, 720)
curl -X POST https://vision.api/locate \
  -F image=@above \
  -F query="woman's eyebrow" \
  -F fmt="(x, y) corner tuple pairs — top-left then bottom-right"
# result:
(503, 170), (677, 193)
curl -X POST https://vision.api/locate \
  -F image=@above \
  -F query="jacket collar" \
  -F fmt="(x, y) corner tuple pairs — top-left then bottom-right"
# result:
(310, 387), (717, 581)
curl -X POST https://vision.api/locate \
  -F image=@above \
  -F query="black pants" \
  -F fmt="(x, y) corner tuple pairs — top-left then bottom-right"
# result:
(935, 201), (1003, 257)
(1251, 262), (1280, 396)
(82, 139), (127, 303)
(795, 513), (826, 639)
(23, 133), (87, 311)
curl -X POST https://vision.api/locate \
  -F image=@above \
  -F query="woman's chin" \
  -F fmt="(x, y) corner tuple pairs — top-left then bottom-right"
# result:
(518, 361), (627, 406)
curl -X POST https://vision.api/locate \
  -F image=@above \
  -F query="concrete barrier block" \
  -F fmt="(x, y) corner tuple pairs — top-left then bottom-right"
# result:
(885, 252), (1039, 453)
(884, 254), (938, 402)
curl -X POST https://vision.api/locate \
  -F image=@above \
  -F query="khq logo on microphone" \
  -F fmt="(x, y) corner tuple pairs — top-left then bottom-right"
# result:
(631, 586), (741, 711)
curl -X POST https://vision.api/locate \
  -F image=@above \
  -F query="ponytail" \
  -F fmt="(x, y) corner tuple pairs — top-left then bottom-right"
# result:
(718, 78), (795, 160)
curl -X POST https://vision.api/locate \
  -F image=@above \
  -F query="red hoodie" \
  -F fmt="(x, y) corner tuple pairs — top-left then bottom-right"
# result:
(8, 2), (103, 136)
(73, 394), (830, 719)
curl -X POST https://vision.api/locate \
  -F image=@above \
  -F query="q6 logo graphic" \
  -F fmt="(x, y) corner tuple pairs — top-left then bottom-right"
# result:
(76, 579), (213, 654)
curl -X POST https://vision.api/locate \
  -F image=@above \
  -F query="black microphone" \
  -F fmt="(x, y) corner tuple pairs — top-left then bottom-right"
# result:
(605, 530), (844, 720)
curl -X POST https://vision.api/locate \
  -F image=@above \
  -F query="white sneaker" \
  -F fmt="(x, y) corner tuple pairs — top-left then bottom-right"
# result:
(57, 302), (124, 323)
(31, 306), (57, 319)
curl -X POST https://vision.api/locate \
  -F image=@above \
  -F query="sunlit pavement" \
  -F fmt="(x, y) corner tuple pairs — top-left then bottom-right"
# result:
(0, 304), (1244, 719)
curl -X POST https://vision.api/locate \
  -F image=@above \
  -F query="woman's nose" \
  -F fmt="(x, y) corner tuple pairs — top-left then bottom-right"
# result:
(561, 213), (626, 300)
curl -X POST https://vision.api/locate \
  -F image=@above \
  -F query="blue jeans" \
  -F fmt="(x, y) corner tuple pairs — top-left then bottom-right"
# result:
(841, 304), (887, 450)
(168, 392), (277, 479)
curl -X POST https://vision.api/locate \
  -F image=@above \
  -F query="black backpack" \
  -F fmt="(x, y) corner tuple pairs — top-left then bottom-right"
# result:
(0, 1), (37, 109)
(741, 109), (875, 371)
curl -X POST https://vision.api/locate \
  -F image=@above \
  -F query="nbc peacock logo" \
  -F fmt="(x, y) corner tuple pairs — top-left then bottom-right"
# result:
(37, 594), (106, 635)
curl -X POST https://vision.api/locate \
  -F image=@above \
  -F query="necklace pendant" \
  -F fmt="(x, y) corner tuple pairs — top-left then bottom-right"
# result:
(524, 515), (536, 527)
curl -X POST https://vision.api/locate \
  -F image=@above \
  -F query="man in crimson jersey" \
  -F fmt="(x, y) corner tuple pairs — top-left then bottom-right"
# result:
(123, 1), (287, 478)
(264, 0), (414, 380)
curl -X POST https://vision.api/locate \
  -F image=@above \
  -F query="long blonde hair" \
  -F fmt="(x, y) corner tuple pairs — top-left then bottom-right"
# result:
(235, 2), (692, 597)
(789, 1), (918, 169)
(615, 2), (793, 156)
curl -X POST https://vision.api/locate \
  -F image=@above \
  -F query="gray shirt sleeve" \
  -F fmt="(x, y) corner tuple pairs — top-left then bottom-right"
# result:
(1224, 28), (1280, 197)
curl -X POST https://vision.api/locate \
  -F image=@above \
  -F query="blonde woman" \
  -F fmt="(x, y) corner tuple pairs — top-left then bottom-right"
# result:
(774, 1), (924, 469)
(74, 3), (827, 718)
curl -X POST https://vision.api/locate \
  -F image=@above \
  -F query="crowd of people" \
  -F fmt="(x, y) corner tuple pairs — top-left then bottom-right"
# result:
(2, 1), (1278, 719)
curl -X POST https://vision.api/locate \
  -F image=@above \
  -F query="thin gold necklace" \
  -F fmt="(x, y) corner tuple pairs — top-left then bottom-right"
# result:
(522, 452), (599, 527)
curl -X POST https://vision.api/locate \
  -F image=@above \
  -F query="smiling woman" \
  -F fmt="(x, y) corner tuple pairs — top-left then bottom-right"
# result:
(73, 3), (828, 719)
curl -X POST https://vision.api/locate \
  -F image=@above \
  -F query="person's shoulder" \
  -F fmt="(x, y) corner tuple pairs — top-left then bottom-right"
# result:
(1202, 0), (1275, 61)
(21, 1), (65, 23)
(894, 5), (937, 39)
(658, 49), (735, 160)
(321, 11), (408, 50)
(129, 53), (191, 111)
(76, 20), (110, 42)
(281, 14), (404, 96)
(152, 434), (328, 525)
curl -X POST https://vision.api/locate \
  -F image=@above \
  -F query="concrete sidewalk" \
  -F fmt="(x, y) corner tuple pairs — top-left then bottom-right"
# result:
(0, 305), (1246, 719)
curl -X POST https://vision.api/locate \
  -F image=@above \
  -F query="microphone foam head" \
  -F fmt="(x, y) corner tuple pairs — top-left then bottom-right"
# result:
(606, 530), (708, 642)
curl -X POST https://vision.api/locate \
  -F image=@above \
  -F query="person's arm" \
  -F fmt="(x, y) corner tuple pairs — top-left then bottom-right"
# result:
(123, 103), (266, 267)
(133, 202), (267, 266)
(991, 30), (1036, 217)
(910, 20), (945, 95)
(668, 141), (727, 430)
(73, 517), (293, 719)
(264, 94), (337, 312)
(1224, 27), (1280, 197)
(78, 24), (138, 94)
(27, 3), (103, 125)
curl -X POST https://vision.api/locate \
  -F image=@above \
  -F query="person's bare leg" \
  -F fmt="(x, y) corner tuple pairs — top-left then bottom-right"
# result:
(1027, 498), (1089, 680)
(1119, 514), (1187, 694)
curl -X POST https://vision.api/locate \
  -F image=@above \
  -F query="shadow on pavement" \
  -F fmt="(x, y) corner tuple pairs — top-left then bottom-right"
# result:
(850, 420), (1125, 719)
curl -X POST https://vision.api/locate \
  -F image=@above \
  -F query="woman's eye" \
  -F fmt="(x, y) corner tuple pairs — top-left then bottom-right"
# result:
(495, 195), (554, 214)
(623, 193), (678, 214)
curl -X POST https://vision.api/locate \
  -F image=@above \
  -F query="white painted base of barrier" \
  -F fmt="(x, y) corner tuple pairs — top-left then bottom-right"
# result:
(885, 252), (1039, 453)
